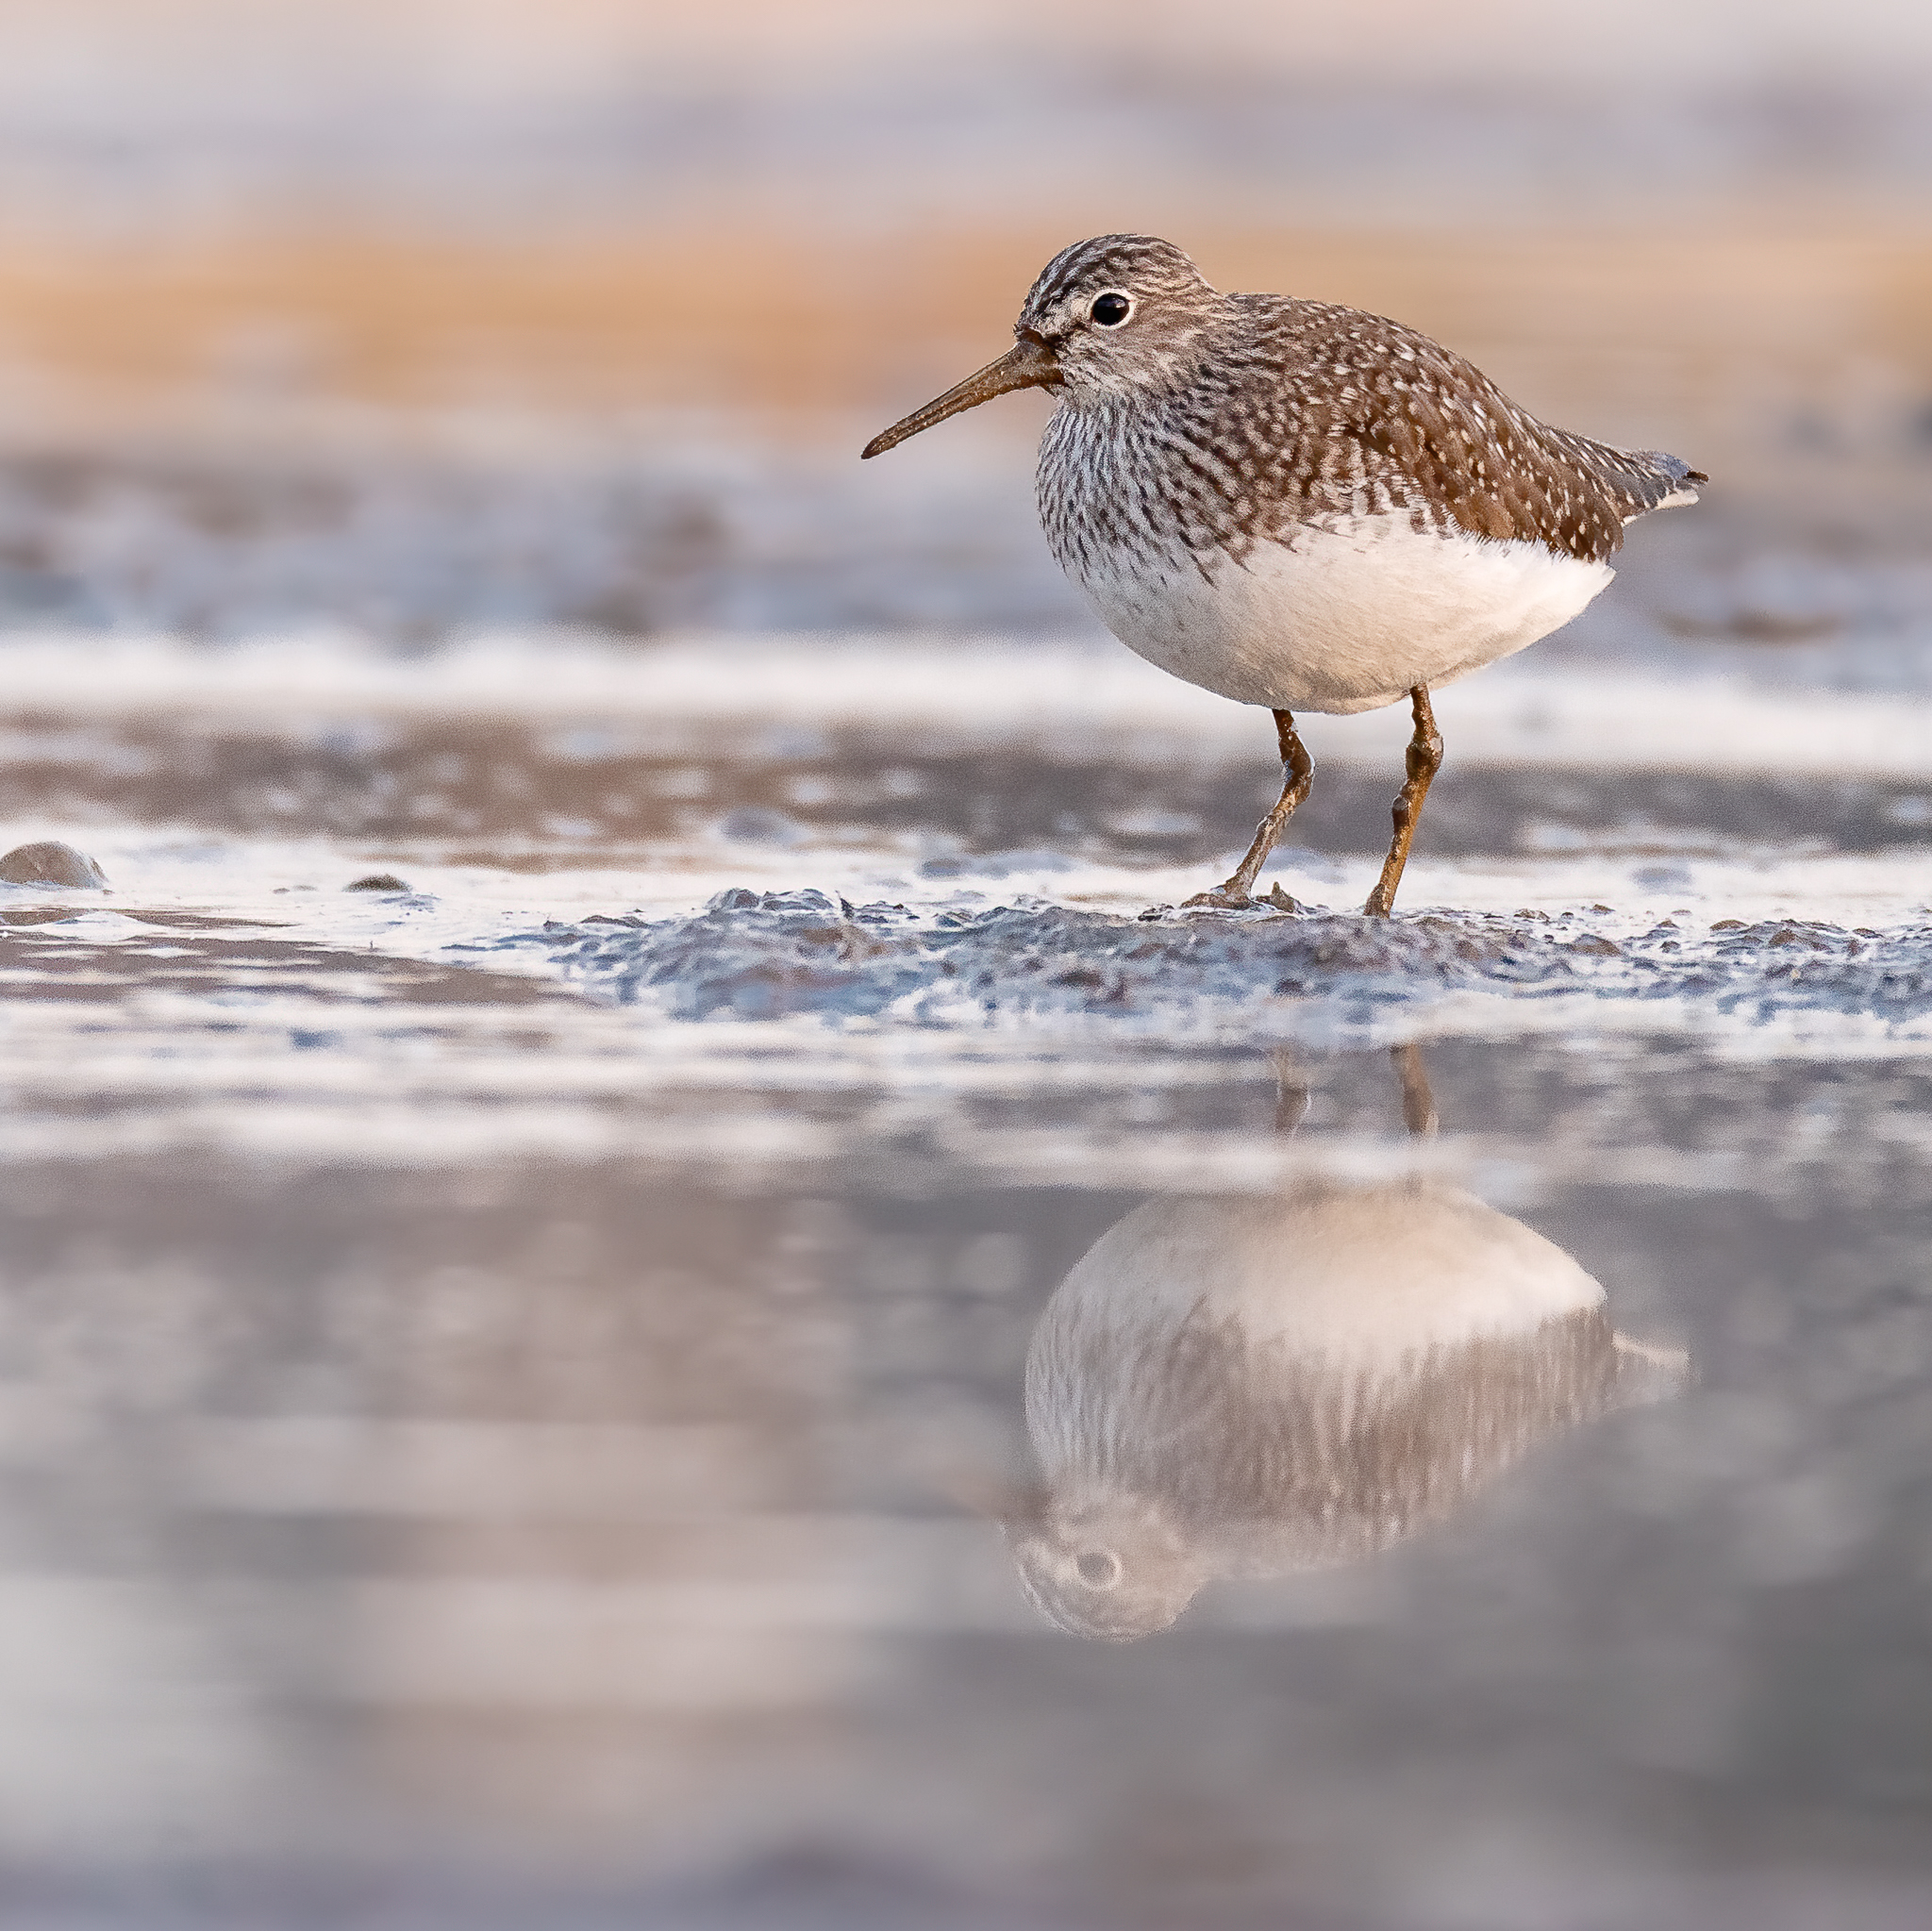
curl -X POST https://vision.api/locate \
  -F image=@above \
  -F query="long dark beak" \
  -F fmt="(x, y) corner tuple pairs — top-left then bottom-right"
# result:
(861, 335), (1059, 458)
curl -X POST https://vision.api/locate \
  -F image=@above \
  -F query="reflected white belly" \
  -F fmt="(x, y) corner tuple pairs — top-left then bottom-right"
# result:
(1048, 1181), (1605, 1377)
(1069, 516), (1613, 715)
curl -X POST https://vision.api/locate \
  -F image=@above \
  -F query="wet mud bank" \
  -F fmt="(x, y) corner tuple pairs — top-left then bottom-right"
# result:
(515, 890), (1932, 1032)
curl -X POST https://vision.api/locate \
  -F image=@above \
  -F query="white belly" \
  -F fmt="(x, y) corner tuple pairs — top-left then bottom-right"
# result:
(1069, 515), (1613, 715)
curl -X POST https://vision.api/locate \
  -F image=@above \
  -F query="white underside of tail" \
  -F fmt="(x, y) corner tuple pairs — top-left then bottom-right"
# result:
(1070, 513), (1614, 715)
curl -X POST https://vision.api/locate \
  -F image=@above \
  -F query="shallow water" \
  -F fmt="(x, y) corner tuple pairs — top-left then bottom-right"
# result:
(3, 631), (1931, 1928)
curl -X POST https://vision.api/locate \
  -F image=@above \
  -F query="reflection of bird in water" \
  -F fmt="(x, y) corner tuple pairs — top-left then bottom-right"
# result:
(1005, 1051), (1687, 1640)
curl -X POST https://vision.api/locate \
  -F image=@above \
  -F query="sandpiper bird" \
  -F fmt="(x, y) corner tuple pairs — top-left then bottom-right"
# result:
(863, 235), (1706, 914)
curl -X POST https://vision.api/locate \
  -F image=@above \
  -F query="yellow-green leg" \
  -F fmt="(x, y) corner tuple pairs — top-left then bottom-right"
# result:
(1363, 685), (1443, 918)
(1184, 707), (1315, 911)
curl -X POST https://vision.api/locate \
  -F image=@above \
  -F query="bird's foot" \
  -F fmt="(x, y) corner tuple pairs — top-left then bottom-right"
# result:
(1181, 884), (1253, 912)
(1178, 881), (1303, 915)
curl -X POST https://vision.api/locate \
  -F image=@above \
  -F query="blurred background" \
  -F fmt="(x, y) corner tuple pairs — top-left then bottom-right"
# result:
(0, 0), (1927, 648)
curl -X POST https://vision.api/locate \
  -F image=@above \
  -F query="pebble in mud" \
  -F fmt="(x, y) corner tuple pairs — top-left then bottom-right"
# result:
(0, 841), (108, 888)
(344, 873), (412, 893)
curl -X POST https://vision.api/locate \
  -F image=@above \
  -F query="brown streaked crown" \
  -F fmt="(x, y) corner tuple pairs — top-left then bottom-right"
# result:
(1018, 234), (1216, 326)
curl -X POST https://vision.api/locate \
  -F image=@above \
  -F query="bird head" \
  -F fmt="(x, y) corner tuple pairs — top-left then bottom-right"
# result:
(861, 234), (1218, 458)
(1001, 1486), (1208, 1641)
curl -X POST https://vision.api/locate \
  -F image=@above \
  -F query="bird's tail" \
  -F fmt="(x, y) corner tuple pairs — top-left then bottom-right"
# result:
(1620, 448), (1707, 514)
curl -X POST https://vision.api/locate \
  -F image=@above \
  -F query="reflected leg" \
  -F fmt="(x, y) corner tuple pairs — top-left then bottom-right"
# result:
(1183, 708), (1315, 911)
(1270, 1049), (1311, 1135)
(1391, 1040), (1439, 1139)
(1363, 685), (1443, 918)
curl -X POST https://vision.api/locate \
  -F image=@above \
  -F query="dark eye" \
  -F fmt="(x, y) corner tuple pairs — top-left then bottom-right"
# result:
(1075, 1549), (1122, 1588)
(1090, 292), (1131, 327)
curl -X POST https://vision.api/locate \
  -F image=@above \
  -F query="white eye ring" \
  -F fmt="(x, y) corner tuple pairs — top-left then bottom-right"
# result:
(1089, 291), (1133, 327)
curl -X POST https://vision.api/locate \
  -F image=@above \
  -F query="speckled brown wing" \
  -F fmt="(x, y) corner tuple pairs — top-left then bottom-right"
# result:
(1208, 297), (1705, 565)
